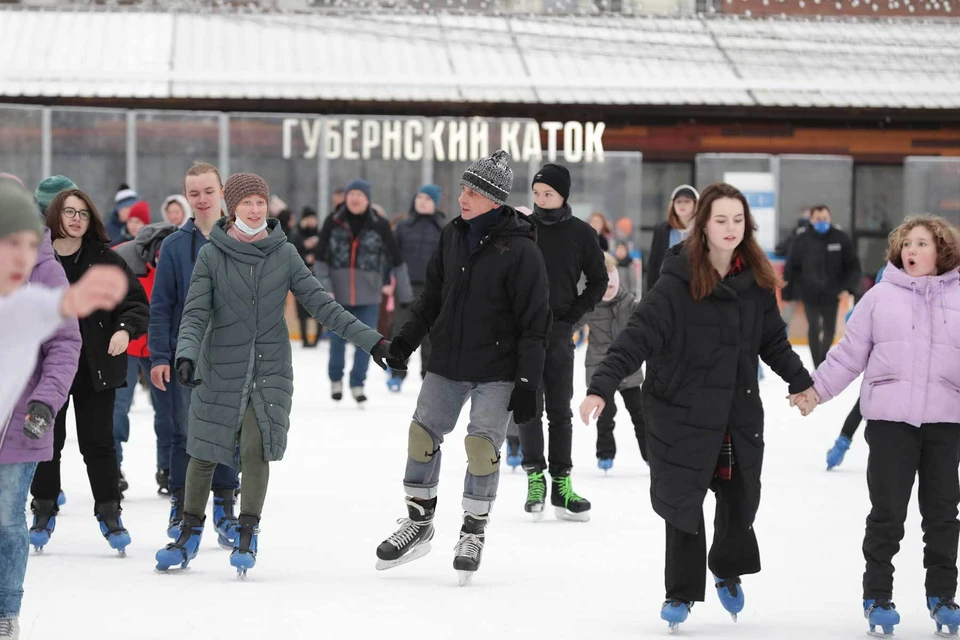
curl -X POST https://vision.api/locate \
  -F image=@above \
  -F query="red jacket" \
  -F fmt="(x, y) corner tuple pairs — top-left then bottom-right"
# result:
(127, 264), (156, 358)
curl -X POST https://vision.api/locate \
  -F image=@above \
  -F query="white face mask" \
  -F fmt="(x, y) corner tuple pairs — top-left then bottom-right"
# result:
(234, 216), (267, 235)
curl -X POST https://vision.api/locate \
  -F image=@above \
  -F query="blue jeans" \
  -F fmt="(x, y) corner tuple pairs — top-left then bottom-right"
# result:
(0, 462), (38, 619)
(404, 373), (514, 514)
(113, 356), (172, 469)
(168, 374), (238, 493)
(328, 304), (379, 388)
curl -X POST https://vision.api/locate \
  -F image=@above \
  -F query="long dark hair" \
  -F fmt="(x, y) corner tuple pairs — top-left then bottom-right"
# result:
(686, 182), (782, 301)
(45, 189), (111, 244)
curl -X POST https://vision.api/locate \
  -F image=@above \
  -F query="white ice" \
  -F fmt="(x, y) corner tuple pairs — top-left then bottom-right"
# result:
(18, 343), (937, 639)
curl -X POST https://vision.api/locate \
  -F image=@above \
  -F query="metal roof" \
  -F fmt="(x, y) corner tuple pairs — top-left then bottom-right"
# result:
(1, 8), (958, 109)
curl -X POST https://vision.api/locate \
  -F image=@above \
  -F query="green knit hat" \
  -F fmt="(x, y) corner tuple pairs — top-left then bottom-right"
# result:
(0, 181), (45, 241)
(35, 175), (78, 215)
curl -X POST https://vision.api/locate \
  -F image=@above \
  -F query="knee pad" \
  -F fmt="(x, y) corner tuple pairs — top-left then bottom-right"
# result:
(465, 435), (500, 477)
(408, 421), (438, 462)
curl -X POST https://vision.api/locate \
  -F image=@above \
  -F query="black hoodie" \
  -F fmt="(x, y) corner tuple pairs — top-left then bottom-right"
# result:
(398, 205), (552, 389)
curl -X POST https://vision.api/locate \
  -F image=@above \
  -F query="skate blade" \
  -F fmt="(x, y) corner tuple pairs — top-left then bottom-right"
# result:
(237, 568), (248, 579)
(668, 622), (681, 634)
(867, 627), (895, 638)
(375, 542), (432, 571)
(935, 627), (959, 639)
(730, 613), (738, 623)
(526, 508), (544, 523)
(457, 570), (474, 587)
(155, 564), (191, 574)
(554, 507), (590, 522)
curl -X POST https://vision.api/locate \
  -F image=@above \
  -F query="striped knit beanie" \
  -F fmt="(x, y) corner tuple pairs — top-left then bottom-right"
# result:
(460, 149), (513, 206)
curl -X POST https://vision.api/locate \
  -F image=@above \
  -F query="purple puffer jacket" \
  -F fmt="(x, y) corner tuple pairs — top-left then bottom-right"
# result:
(0, 230), (81, 464)
(812, 262), (960, 428)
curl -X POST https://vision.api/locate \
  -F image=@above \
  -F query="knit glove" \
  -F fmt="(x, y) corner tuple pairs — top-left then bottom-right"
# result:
(176, 358), (201, 388)
(384, 336), (413, 372)
(508, 386), (538, 425)
(372, 339), (406, 372)
(23, 401), (54, 440)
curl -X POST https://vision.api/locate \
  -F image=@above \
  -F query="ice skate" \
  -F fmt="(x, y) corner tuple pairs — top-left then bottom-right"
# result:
(453, 512), (487, 587)
(661, 599), (692, 634)
(351, 386), (367, 408)
(598, 458), (613, 472)
(57, 490), (66, 507)
(166, 488), (184, 539)
(376, 497), (435, 570)
(523, 469), (546, 521)
(714, 574), (744, 621)
(156, 468), (170, 495)
(551, 473), (590, 522)
(386, 368), (403, 392)
(505, 438), (522, 471)
(826, 435), (851, 470)
(213, 489), (239, 549)
(29, 498), (57, 553)
(928, 596), (960, 637)
(230, 514), (260, 579)
(156, 512), (204, 572)
(864, 599), (899, 637)
(331, 380), (343, 401)
(95, 501), (131, 557)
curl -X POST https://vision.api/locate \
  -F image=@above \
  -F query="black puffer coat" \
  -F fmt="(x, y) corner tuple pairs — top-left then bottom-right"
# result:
(588, 247), (812, 534)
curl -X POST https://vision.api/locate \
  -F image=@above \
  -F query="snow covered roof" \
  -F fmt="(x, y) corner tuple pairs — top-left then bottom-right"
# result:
(1, 8), (958, 109)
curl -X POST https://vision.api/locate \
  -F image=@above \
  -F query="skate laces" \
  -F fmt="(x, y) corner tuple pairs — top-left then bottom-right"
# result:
(556, 476), (583, 503)
(386, 518), (423, 549)
(0, 619), (14, 637)
(526, 472), (546, 501)
(453, 531), (484, 560)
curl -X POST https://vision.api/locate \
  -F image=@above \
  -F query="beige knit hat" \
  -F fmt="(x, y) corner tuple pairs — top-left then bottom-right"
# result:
(223, 173), (269, 217)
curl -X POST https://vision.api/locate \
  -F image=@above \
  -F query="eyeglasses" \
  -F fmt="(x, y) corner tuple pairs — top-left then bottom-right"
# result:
(62, 207), (91, 221)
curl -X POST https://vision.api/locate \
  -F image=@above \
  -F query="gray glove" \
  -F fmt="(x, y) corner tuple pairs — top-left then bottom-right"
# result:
(23, 401), (54, 440)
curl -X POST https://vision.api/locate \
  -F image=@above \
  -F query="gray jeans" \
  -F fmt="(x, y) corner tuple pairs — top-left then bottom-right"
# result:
(404, 373), (514, 514)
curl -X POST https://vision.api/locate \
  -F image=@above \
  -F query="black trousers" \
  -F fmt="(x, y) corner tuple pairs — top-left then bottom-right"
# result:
(391, 283), (430, 381)
(804, 297), (839, 367)
(596, 386), (647, 461)
(863, 421), (960, 599)
(665, 466), (761, 602)
(31, 368), (122, 509)
(519, 333), (575, 476)
(841, 399), (863, 440)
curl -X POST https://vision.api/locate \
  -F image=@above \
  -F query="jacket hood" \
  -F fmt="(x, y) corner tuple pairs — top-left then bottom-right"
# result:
(881, 261), (960, 295)
(35, 228), (56, 269)
(209, 218), (288, 264)
(597, 285), (629, 308)
(161, 195), (193, 227)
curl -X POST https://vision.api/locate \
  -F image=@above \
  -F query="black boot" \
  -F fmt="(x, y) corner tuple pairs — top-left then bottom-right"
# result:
(376, 497), (436, 570)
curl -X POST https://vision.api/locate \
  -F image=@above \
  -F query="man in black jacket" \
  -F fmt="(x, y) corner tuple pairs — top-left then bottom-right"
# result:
(389, 184), (446, 388)
(517, 163), (607, 523)
(784, 204), (861, 367)
(375, 150), (551, 585)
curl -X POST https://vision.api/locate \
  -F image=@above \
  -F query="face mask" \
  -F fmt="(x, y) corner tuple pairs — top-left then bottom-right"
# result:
(603, 268), (620, 302)
(235, 216), (268, 235)
(813, 221), (831, 235)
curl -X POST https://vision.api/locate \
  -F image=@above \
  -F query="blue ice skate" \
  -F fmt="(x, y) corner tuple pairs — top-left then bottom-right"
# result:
(230, 515), (260, 579)
(29, 499), (57, 553)
(864, 599), (899, 637)
(156, 513), (204, 571)
(506, 440), (522, 470)
(598, 458), (614, 472)
(661, 599), (692, 634)
(95, 501), (131, 557)
(213, 490), (239, 549)
(927, 596), (960, 637)
(714, 575), (745, 621)
(826, 435), (852, 470)
(57, 490), (66, 507)
(166, 489), (184, 539)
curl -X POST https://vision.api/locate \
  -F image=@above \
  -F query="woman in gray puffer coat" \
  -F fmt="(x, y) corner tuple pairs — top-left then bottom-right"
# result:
(155, 173), (396, 576)
(579, 253), (647, 470)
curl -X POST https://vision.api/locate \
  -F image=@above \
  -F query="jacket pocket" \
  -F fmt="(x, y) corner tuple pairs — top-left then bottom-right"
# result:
(868, 377), (897, 387)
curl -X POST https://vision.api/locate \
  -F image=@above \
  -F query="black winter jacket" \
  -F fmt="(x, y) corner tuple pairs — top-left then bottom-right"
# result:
(394, 210), (446, 285)
(59, 239), (149, 391)
(531, 205), (607, 329)
(784, 223), (861, 303)
(588, 247), (812, 534)
(398, 206), (552, 389)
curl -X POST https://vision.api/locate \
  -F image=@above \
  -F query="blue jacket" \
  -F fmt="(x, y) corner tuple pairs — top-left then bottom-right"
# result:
(149, 219), (208, 367)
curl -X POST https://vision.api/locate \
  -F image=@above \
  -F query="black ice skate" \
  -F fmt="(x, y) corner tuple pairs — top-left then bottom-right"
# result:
(551, 473), (591, 522)
(331, 380), (343, 401)
(376, 497), (435, 570)
(453, 512), (487, 587)
(351, 386), (367, 408)
(524, 468), (547, 522)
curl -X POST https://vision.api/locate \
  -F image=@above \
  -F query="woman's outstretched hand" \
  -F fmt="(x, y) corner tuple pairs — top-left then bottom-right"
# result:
(579, 395), (606, 425)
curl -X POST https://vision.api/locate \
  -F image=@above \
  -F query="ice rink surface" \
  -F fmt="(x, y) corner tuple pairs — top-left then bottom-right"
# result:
(18, 344), (937, 639)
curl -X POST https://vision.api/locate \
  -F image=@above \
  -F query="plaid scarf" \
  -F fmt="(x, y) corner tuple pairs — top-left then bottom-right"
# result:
(716, 433), (734, 481)
(722, 256), (744, 280)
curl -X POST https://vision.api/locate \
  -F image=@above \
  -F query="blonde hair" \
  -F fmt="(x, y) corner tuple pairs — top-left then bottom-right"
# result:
(603, 253), (618, 272)
(886, 215), (960, 275)
(184, 161), (222, 190)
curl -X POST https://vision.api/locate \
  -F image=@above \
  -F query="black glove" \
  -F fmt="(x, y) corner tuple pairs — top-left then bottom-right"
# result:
(508, 386), (538, 425)
(384, 336), (413, 372)
(176, 358), (200, 388)
(370, 340), (393, 371)
(23, 401), (54, 440)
